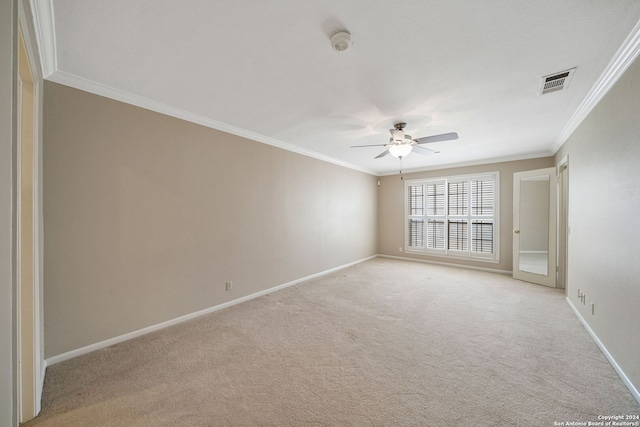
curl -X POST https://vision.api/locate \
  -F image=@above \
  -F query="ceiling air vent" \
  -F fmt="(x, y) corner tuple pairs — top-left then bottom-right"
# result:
(539, 68), (576, 95)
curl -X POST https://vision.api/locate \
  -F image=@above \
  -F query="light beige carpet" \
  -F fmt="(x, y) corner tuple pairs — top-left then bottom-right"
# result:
(25, 258), (639, 426)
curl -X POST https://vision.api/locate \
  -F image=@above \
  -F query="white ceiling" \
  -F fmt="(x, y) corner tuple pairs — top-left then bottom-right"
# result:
(32, 0), (640, 175)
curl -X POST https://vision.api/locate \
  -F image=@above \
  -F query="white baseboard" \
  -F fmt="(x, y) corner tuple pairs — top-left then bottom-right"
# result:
(45, 255), (377, 366)
(566, 297), (640, 405)
(378, 254), (512, 275)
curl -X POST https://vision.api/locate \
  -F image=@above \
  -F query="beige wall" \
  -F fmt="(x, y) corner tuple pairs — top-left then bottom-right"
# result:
(377, 157), (554, 272)
(555, 56), (640, 392)
(43, 82), (378, 358)
(1, 0), (17, 425)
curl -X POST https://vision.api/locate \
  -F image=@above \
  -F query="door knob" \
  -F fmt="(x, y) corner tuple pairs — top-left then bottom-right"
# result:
(513, 229), (520, 234)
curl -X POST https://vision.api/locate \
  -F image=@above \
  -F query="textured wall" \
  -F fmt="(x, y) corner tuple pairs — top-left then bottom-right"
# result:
(377, 157), (554, 272)
(555, 56), (640, 393)
(43, 82), (378, 358)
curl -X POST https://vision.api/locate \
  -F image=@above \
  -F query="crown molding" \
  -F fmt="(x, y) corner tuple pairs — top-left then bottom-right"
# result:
(376, 150), (554, 176)
(30, 0), (56, 78)
(28, 0), (376, 176)
(47, 70), (378, 175)
(552, 18), (640, 153)
(31, 1), (640, 175)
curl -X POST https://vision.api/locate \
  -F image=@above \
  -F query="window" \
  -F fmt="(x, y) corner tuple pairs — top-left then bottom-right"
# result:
(405, 172), (499, 261)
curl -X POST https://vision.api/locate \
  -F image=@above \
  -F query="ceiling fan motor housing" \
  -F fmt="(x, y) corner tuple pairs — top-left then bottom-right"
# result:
(391, 123), (410, 143)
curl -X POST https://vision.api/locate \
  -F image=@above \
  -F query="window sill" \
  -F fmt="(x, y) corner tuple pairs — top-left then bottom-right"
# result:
(405, 249), (501, 264)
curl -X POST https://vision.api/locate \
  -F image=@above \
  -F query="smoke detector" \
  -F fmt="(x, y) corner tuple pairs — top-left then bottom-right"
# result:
(331, 30), (352, 52)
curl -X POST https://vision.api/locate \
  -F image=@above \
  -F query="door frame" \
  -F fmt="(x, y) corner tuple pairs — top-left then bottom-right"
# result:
(557, 156), (569, 292)
(17, 5), (43, 421)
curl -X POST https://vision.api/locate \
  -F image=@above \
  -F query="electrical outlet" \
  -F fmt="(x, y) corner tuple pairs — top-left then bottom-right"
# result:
(399, 247), (403, 253)
(225, 281), (233, 291)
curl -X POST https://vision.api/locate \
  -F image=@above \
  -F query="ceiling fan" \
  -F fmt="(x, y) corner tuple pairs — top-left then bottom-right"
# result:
(351, 122), (458, 159)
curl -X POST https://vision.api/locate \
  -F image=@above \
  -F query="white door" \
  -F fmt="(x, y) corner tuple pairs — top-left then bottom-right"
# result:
(513, 167), (557, 287)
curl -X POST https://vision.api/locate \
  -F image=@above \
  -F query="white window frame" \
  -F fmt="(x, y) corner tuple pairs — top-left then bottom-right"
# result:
(404, 171), (500, 263)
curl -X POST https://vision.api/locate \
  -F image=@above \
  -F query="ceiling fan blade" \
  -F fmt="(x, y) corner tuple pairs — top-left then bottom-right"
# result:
(414, 145), (440, 155)
(415, 132), (459, 144)
(375, 149), (390, 159)
(350, 143), (389, 148)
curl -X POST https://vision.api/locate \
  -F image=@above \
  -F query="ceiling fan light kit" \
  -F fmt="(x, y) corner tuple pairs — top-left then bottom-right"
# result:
(388, 143), (413, 158)
(331, 30), (352, 52)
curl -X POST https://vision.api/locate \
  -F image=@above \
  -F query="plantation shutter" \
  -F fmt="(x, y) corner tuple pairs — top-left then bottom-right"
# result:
(408, 219), (424, 247)
(408, 185), (425, 248)
(470, 178), (495, 255)
(471, 221), (494, 253)
(448, 220), (468, 251)
(426, 182), (445, 250)
(448, 181), (468, 216)
(427, 220), (445, 249)
(471, 179), (494, 215)
(405, 173), (498, 260)
(426, 183), (445, 216)
(408, 185), (424, 216)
